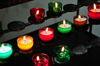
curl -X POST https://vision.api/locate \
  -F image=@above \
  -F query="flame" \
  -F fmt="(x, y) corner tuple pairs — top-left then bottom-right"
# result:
(78, 15), (81, 18)
(63, 20), (66, 24)
(1, 43), (4, 48)
(46, 27), (48, 32)
(93, 3), (96, 9)
(36, 10), (39, 14)
(61, 47), (65, 52)
(23, 36), (26, 40)
(55, 3), (58, 7)
(37, 56), (39, 61)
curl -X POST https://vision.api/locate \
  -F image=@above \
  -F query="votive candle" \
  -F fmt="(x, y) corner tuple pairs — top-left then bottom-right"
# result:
(17, 35), (33, 50)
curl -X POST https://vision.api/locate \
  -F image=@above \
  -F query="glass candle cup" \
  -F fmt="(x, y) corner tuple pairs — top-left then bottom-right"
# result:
(39, 27), (54, 41)
(0, 43), (13, 59)
(54, 45), (70, 64)
(57, 20), (72, 33)
(48, 1), (62, 16)
(30, 7), (45, 23)
(74, 15), (87, 27)
(17, 35), (33, 50)
(32, 53), (49, 66)
(88, 4), (100, 20)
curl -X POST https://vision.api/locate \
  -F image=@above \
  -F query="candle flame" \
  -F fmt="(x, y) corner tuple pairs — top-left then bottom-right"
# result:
(55, 3), (58, 7)
(36, 10), (39, 14)
(78, 15), (81, 18)
(23, 36), (26, 40)
(93, 3), (96, 9)
(46, 27), (48, 32)
(37, 56), (39, 61)
(61, 47), (65, 52)
(63, 20), (66, 24)
(1, 43), (4, 49)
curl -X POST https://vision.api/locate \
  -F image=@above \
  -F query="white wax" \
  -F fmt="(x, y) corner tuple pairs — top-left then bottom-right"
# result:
(59, 24), (71, 28)
(21, 39), (32, 44)
(0, 46), (11, 53)
(90, 9), (100, 12)
(75, 18), (86, 21)
(41, 31), (53, 35)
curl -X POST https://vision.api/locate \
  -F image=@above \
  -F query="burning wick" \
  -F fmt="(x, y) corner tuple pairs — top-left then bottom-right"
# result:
(55, 2), (58, 7)
(23, 36), (26, 43)
(61, 47), (65, 52)
(1, 43), (5, 51)
(45, 27), (48, 34)
(78, 15), (81, 21)
(93, 3), (97, 11)
(37, 56), (40, 61)
(63, 20), (66, 28)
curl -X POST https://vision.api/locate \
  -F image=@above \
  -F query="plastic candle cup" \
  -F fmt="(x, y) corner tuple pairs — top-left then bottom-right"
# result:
(39, 27), (54, 41)
(74, 15), (87, 27)
(48, 1), (62, 16)
(57, 20), (72, 33)
(30, 7), (45, 23)
(88, 4), (100, 20)
(17, 35), (33, 50)
(0, 43), (13, 59)
(54, 45), (70, 64)
(32, 53), (49, 66)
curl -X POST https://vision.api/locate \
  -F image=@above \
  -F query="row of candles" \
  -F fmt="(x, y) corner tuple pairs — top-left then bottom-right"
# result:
(30, 1), (100, 24)
(0, 18), (87, 65)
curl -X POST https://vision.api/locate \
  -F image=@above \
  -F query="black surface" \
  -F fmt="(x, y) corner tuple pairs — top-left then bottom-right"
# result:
(63, 4), (79, 12)
(7, 21), (26, 31)
(0, 20), (99, 66)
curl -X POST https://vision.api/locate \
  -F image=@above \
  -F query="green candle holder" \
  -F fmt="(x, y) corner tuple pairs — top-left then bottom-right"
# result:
(48, 1), (62, 16)
(0, 43), (13, 59)
(57, 20), (72, 33)
(53, 45), (70, 64)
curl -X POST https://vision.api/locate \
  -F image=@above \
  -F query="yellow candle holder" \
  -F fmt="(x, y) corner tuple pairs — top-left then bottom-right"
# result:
(17, 35), (33, 50)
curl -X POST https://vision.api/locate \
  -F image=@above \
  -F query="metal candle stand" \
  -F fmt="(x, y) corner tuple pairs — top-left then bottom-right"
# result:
(0, 0), (98, 37)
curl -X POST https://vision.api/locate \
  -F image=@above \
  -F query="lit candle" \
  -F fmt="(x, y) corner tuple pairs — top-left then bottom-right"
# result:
(48, 1), (62, 16)
(0, 43), (13, 59)
(88, 4), (100, 20)
(17, 35), (33, 50)
(39, 27), (54, 41)
(54, 45), (70, 64)
(30, 7), (45, 23)
(74, 15), (87, 27)
(57, 20), (72, 33)
(32, 53), (49, 66)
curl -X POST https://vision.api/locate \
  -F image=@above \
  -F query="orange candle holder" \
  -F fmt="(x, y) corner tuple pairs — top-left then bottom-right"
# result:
(74, 15), (87, 27)
(17, 35), (33, 50)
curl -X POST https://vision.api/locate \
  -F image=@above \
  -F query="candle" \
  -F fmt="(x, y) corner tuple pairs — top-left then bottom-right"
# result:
(39, 27), (54, 41)
(88, 4), (100, 20)
(17, 35), (33, 50)
(30, 7), (45, 23)
(32, 53), (49, 66)
(57, 20), (72, 33)
(0, 43), (13, 59)
(54, 45), (70, 64)
(48, 1), (62, 16)
(74, 15), (87, 26)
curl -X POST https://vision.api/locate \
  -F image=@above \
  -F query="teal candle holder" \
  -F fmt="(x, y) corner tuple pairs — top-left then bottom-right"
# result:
(48, 1), (62, 16)
(53, 45), (70, 64)
(0, 43), (13, 59)
(57, 20), (72, 33)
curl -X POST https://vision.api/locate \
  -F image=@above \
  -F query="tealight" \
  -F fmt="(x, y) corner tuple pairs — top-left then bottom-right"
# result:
(74, 15), (87, 26)
(88, 3), (100, 20)
(39, 27), (54, 41)
(0, 43), (13, 59)
(57, 20), (72, 33)
(32, 53), (49, 66)
(54, 45), (70, 64)
(17, 35), (33, 50)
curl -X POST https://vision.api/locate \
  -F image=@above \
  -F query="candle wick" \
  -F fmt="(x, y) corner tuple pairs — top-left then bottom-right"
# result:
(24, 39), (26, 43)
(95, 9), (97, 12)
(64, 24), (66, 28)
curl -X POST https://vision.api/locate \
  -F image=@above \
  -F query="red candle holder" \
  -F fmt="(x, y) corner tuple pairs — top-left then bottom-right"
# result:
(39, 27), (54, 41)
(74, 15), (87, 27)
(88, 4), (100, 20)
(32, 53), (49, 66)
(30, 7), (45, 23)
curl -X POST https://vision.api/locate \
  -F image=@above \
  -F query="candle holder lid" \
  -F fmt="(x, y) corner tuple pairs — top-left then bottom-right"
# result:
(8, 21), (26, 31)
(63, 4), (79, 12)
